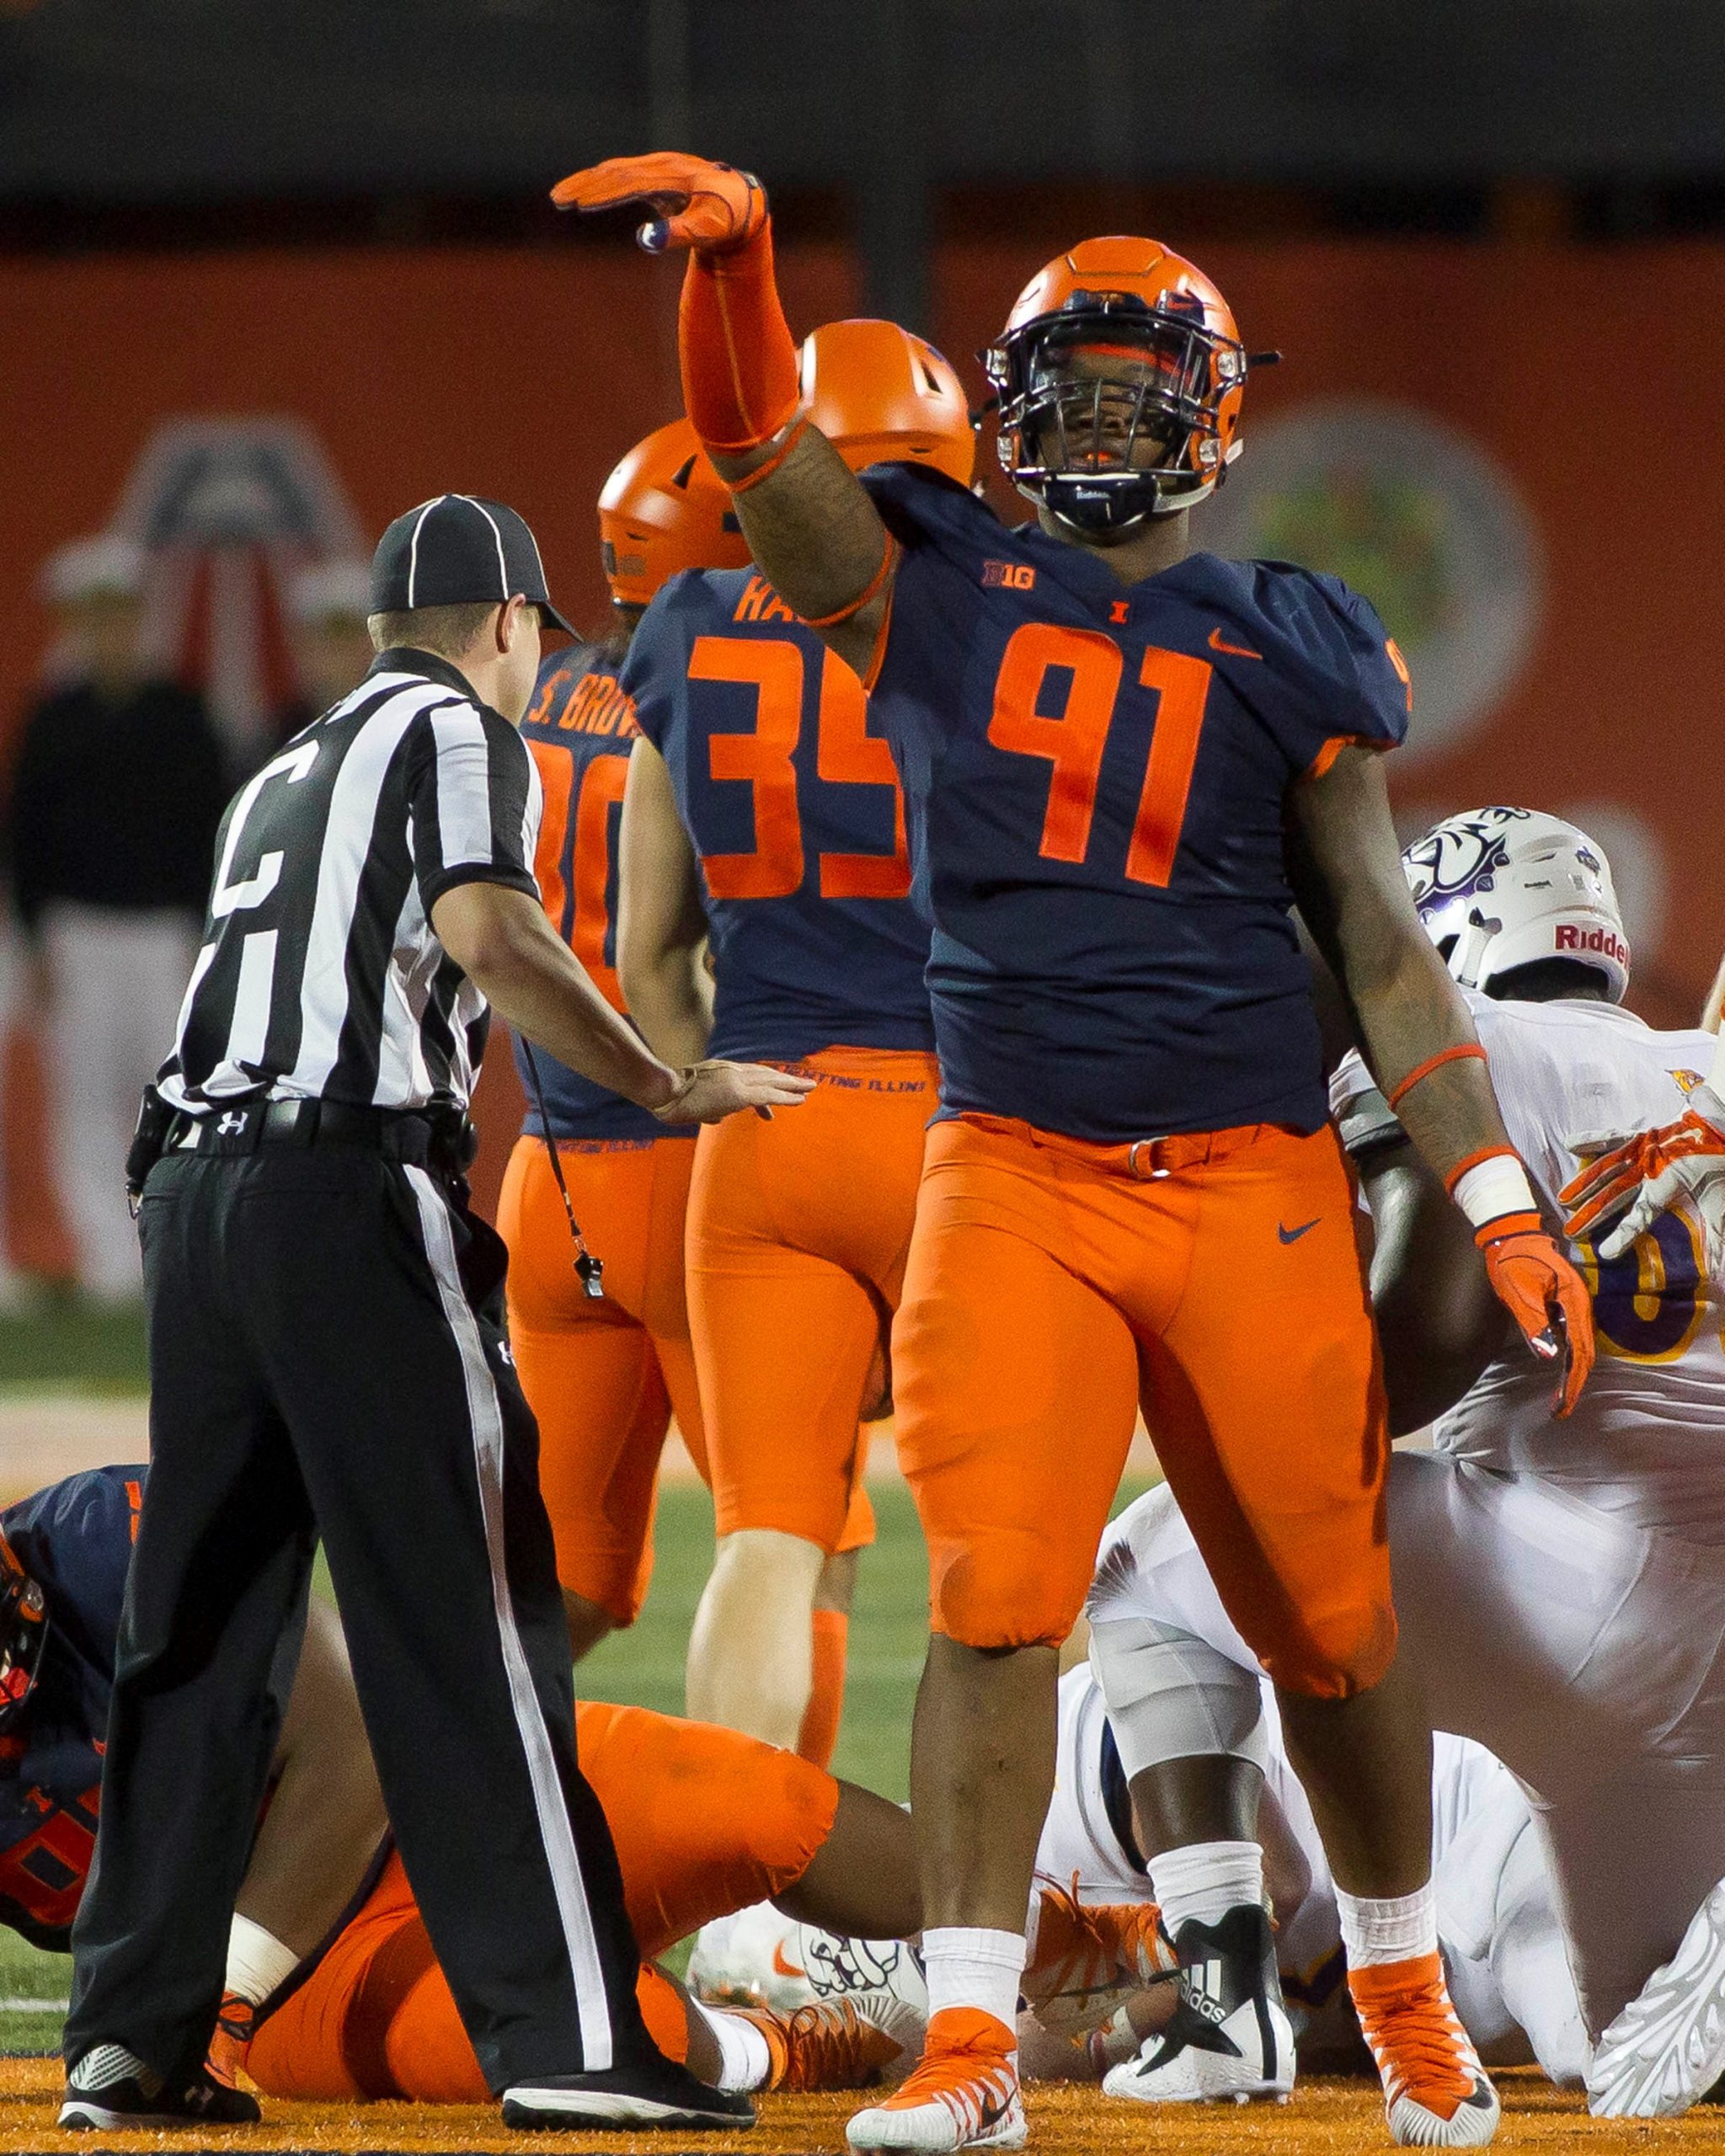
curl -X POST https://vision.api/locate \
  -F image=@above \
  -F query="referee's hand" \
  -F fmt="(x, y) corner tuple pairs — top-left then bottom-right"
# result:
(652, 1059), (816, 1125)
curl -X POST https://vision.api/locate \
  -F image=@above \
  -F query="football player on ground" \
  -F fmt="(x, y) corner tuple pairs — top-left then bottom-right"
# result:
(724, 1657), (1588, 2097)
(501, 424), (859, 1715)
(0, 1467), (384, 2053)
(1084, 809), (1725, 2118)
(617, 319), (973, 1758)
(0, 1461), (927, 2110)
(553, 153), (1594, 2151)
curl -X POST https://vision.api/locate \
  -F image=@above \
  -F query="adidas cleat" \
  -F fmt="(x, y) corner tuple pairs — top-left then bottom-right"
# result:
(60, 2045), (261, 2130)
(739, 1992), (923, 2090)
(1352, 1952), (1500, 2146)
(1588, 1876), (1725, 2117)
(1102, 1902), (1293, 2105)
(847, 2007), (1025, 2152)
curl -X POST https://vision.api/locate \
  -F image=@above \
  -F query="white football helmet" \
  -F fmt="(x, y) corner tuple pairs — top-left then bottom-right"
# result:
(1402, 806), (1629, 1004)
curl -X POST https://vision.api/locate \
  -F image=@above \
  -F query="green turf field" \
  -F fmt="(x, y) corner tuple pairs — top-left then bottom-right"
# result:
(0, 1299), (148, 1396)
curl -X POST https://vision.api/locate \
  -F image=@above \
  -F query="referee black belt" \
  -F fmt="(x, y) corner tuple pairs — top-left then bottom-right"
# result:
(168, 1098), (478, 1175)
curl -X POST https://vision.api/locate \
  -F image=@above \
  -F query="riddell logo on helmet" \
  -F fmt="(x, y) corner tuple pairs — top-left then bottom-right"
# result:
(1556, 924), (1629, 965)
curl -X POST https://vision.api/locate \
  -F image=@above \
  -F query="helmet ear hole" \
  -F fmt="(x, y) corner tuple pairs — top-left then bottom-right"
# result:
(670, 456), (697, 492)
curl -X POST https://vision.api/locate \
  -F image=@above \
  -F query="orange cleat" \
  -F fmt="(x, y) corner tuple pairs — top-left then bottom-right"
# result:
(1350, 1953), (1500, 2147)
(847, 2008), (1025, 2152)
(1022, 1873), (1177, 2034)
(736, 1995), (918, 2092)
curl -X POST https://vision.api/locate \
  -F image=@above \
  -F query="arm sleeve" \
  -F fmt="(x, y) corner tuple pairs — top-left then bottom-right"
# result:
(407, 702), (542, 913)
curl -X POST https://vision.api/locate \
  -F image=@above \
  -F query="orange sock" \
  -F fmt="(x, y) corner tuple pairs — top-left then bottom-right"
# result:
(797, 1608), (848, 1769)
(678, 220), (801, 456)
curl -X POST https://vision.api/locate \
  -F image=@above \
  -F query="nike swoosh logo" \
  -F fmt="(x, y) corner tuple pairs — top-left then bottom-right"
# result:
(1278, 1219), (1319, 1244)
(772, 1942), (806, 1980)
(1210, 627), (1263, 659)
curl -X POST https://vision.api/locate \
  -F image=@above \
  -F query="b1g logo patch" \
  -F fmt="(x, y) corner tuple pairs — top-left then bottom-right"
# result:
(982, 560), (1036, 590)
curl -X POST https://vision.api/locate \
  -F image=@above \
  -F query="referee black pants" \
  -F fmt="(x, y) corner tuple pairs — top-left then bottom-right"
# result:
(64, 1145), (655, 2094)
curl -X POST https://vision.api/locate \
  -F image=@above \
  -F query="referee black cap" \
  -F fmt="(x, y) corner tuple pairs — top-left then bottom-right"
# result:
(370, 495), (575, 635)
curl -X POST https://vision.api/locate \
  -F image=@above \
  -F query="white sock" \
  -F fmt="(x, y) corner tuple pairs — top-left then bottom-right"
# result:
(691, 2001), (773, 2094)
(224, 1913), (299, 2006)
(922, 1926), (1025, 2034)
(1336, 1881), (1439, 1968)
(1147, 1839), (1265, 1937)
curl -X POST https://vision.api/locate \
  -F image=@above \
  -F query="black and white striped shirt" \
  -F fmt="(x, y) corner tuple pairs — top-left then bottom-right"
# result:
(158, 648), (541, 1116)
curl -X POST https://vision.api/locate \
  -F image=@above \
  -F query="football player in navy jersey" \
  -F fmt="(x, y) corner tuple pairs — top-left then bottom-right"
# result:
(553, 156), (1594, 2150)
(0, 1465), (382, 2041)
(617, 320), (972, 1761)
(498, 418), (746, 1664)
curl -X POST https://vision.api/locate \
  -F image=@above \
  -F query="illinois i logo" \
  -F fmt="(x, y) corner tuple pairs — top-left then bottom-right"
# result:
(109, 418), (363, 758)
(1204, 398), (1543, 766)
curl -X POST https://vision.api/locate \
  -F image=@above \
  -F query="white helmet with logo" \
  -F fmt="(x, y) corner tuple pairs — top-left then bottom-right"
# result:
(1401, 806), (1629, 1004)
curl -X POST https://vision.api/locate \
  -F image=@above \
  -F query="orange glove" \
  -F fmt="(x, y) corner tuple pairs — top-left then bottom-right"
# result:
(550, 152), (766, 255)
(551, 151), (796, 456)
(1476, 1215), (1594, 1417)
(1561, 1106), (1725, 1270)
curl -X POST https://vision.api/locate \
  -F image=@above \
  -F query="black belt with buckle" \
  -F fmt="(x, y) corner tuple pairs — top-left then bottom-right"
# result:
(168, 1097), (478, 1176)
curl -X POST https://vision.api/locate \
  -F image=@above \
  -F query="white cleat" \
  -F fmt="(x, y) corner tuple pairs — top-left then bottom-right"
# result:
(847, 2009), (1025, 2153)
(1588, 1876), (1725, 2116)
(1101, 1904), (1293, 2106)
(688, 1901), (817, 2011)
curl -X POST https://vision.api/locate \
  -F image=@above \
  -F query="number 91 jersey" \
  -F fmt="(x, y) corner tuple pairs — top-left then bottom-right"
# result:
(862, 466), (1412, 1143)
(1436, 992), (1725, 1544)
(622, 569), (935, 1064)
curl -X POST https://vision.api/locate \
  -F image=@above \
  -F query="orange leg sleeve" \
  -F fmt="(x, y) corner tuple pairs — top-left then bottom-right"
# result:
(796, 1608), (848, 1769)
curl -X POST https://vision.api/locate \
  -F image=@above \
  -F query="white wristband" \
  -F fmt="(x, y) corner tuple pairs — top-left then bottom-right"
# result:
(1453, 1153), (1538, 1232)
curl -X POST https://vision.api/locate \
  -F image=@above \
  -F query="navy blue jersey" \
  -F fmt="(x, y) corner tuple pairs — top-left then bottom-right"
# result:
(622, 568), (934, 1063)
(0, 1466), (143, 1951)
(862, 467), (1411, 1142)
(515, 648), (690, 1141)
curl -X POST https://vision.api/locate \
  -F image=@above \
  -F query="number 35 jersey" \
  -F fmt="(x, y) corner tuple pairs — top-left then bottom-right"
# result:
(622, 570), (934, 1064)
(1436, 992), (1725, 1545)
(862, 466), (1411, 1143)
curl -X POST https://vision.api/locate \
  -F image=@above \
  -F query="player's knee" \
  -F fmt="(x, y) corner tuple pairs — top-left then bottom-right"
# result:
(1257, 1597), (1397, 1700)
(929, 1532), (1089, 1651)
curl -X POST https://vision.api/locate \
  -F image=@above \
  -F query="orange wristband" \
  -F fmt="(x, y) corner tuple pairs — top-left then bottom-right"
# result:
(797, 536), (900, 630)
(726, 414), (810, 494)
(1387, 1042), (1487, 1110)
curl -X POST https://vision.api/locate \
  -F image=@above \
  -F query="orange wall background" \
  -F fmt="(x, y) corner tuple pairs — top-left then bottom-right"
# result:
(3, 237), (1719, 1246)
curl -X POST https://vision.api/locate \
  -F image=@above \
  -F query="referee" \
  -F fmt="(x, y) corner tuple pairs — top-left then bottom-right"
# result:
(60, 495), (809, 2133)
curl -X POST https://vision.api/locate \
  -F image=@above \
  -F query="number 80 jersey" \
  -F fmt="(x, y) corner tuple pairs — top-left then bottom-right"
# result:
(622, 569), (935, 1064)
(862, 466), (1412, 1143)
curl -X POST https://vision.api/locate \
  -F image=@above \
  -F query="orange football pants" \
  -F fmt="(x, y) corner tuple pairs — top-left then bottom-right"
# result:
(245, 1700), (839, 2103)
(893, 1114), (1395, 1696)
(687, 1045), (939, 1551)
(498, 1135), (708, 1626)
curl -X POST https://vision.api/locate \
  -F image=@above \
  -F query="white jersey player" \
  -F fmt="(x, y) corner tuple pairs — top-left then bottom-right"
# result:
(1087, 808), (1725, 2121)
(692, 1657), (1587, 2095)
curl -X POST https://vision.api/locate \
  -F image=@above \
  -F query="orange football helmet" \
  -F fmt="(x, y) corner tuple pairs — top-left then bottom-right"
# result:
(985, 237), (1258, 539)
(597, 417), (751, 608)
(799, 319), (976, 487)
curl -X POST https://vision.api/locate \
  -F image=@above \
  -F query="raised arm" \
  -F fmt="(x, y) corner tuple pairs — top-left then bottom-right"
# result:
(617, 735), (713, 1069)
(1287, 744), (1594, 1412)
(552, 154), (894, 682)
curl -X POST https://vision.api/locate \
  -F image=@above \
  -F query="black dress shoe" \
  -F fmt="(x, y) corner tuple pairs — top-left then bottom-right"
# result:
(60, 2047), (262, 2130)
(502, 2052), (756, 2130)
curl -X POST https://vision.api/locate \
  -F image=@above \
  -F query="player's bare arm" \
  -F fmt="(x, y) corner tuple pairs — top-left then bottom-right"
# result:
(552, 154), (895, 684)
(616, 734), (716, 1069)
(1288, 743), (1594, 1412)
(234, 1598), (387, 1959)
(432, 881), (810, 1123)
